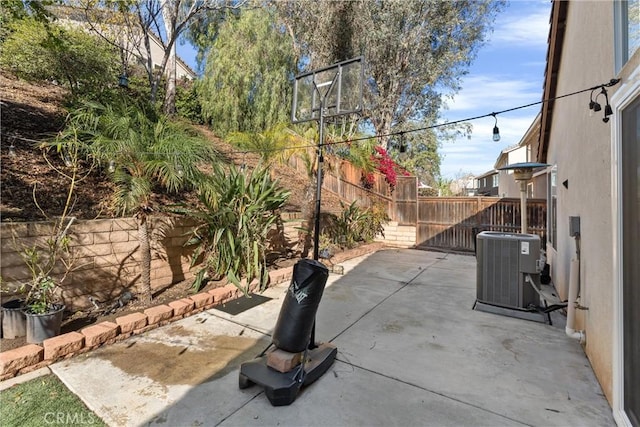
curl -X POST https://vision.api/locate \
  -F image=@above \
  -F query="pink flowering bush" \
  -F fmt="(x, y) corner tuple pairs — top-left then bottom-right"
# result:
(372, 146), (409, 187)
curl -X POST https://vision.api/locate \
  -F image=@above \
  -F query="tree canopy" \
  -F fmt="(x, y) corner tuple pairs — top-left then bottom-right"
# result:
(274, 0), (504, 149)
(197, 7), (296, 135)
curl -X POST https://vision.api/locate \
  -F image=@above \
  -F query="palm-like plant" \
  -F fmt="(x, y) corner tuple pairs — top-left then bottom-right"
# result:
(62, 100), (218, 303)
(225, 123), (296, 166)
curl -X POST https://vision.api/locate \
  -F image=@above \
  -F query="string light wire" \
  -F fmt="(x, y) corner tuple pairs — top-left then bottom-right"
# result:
(4, 79), (620, 158)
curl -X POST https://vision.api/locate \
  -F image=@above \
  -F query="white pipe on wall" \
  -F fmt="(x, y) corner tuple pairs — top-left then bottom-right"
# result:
(566, 257), (585, 343)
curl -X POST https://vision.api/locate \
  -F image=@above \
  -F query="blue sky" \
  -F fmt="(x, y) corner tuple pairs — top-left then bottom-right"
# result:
(439, 0), (552, 179)
(176, 1), (552, 180)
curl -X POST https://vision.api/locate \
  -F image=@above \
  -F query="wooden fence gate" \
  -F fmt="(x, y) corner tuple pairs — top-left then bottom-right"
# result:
(416, 197), (547, 252)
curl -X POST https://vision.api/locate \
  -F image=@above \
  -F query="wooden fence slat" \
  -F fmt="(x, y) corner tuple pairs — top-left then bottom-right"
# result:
(416, 197), (546, 252)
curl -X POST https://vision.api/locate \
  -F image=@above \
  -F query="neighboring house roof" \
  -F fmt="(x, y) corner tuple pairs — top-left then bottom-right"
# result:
(494, 144), (520, 169)
(475, 169), (497, 180)
(537, 1), (569, 163)
(494, 113), (541, 169)
(146, 30), (197, 79)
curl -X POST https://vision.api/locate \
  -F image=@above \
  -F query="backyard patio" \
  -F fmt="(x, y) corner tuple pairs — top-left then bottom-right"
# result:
(49, 248), (613, 426)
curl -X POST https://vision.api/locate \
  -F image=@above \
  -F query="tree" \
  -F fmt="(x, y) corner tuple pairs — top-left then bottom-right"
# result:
(274, 0), (503, 148)
(61, 100), (218, 303)
(70, 0), (244, 114)
(197, 6), (296, 135)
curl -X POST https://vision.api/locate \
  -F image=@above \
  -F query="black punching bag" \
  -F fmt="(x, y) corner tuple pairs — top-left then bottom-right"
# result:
(272, 259), (329, 353)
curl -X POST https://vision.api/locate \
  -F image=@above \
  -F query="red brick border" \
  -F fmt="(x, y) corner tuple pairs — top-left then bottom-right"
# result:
(0, 244), (381, 380)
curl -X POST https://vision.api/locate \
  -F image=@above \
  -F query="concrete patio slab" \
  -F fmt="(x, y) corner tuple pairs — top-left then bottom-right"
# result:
(50, 249), (614, 427)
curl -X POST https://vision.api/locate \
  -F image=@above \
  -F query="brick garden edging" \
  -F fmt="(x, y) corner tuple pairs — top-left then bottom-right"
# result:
(0, 243), (383, 381)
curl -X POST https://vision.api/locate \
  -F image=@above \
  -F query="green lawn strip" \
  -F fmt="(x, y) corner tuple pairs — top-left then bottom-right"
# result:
(0, 374), (105, 426)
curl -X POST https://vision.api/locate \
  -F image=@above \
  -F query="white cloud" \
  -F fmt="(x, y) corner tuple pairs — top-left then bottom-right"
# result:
(443, 75), (541, 113)
(440, 115), (539, 178)
(490, 6), (550, 48)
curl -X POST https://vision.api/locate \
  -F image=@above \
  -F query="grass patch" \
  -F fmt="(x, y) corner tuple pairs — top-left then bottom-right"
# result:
(0, 374), (105, 426)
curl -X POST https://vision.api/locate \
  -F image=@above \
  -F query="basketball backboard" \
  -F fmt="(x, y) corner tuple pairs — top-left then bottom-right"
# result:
(292, 56), (364, 124)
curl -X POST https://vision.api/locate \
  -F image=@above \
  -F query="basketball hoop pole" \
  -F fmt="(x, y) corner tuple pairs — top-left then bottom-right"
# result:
(313, 97), (325, 261)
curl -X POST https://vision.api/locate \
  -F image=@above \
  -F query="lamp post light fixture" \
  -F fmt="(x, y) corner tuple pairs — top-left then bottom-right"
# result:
(498, 162), (549, 234)
(118, 73), (129, 88)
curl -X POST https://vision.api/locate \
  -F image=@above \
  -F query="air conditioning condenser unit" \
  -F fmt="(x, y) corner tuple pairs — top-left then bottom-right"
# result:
(474, 231), (546, 322)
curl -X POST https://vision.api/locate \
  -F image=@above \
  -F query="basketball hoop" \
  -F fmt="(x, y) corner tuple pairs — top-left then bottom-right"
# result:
(291, 57), (364, 261)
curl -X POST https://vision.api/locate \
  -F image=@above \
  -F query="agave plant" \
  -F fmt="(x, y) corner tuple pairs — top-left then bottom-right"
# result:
(186, 164), (290, 294)
(326, 201), (389, 249)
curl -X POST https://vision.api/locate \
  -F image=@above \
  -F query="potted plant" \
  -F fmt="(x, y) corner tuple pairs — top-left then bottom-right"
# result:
(17, 218), (75, 344)
(2, 131), (84, 343)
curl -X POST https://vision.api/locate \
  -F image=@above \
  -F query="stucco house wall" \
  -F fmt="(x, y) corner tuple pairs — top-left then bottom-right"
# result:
(545, 0), (616, 401)
(542, 1), (640, 411)
(496, 145), (527, 197)
(52, 6), (196, 81)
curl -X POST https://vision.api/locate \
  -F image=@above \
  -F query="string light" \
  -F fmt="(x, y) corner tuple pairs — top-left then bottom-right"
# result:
(8, 134), (16, 158)
(491, 113), (500, 142)
(589, 87), (614, 123)
(108, 160), (116, 173)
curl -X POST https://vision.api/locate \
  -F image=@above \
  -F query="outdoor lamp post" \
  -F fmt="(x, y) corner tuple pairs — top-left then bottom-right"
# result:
(498, 162), (549, 234)
(118, 73), (129, 88)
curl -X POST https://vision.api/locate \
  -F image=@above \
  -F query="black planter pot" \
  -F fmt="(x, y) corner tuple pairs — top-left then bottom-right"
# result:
(1, 299), (27, 339)
(24, 304), (65, 344)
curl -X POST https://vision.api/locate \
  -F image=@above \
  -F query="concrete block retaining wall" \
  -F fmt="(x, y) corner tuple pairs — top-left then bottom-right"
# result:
(0, 216), (305, 311)
(376, 221), (417, 248)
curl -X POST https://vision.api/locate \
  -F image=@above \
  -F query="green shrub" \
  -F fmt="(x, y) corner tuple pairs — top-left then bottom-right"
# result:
(186, 165), (290, 293)
(0, 18), (118, 98)
(326, 201), (389, 249)
(176, 79), (203, 124)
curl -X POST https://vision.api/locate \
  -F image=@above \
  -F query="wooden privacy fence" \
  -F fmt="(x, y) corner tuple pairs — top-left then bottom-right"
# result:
(285, 156), (547, 253)
(416, 197), (547, 252)
(287, 155), (394, 215)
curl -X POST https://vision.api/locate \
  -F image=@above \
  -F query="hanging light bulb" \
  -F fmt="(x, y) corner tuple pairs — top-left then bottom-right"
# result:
(108, 160), (116, 173)
(492, 114), (500, 142)
(398, 132), (408, 160)
(589, 89), (600, 116)
(176, 163), (184, 177)
(8, 134), (16, 157)
(601, 87), (613, 123)
(603, 104), (613, 123)
(63, 152), (72, 167)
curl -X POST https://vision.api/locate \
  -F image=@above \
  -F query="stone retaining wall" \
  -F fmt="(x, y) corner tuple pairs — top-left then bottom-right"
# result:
(375, 221), (417, 248)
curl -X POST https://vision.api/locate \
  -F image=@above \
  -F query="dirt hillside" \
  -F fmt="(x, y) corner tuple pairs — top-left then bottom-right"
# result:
(0, 72), (344, 222)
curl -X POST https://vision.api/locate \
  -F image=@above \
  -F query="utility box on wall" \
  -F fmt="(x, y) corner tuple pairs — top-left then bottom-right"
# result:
(476, 231), (541, 310)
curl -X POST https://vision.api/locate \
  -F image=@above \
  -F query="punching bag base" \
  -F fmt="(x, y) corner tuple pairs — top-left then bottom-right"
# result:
(239, 342), (337, 406)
